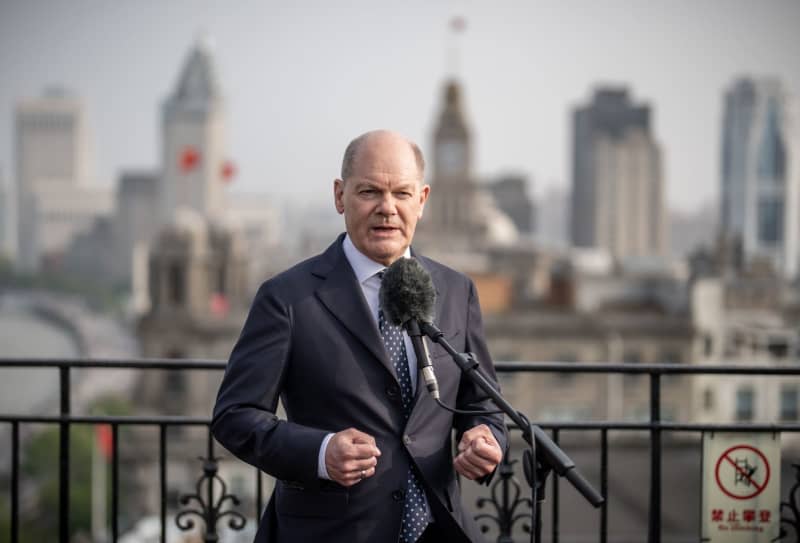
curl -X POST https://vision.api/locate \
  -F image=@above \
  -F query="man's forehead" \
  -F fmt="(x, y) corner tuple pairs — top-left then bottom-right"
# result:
(341, 129), (425, 184)
(355, 143), (414, 166)
(349, 156), (421, 181)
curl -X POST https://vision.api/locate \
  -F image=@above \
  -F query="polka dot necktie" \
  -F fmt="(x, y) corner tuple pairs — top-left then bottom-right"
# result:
(378, 273), (431, 543)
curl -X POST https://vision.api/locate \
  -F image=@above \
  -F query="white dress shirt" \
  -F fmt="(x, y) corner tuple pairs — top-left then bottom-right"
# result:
(317, 235), (418, 479)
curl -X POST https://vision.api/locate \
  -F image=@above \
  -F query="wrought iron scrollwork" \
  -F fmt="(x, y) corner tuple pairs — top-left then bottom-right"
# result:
(475, 453), (532, 543)
(774, 463), (800, 542)
(176, 455), (246, 542)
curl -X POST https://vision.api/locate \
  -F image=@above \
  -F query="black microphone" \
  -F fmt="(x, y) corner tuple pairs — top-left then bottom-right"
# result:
(379, 257), (440, 400)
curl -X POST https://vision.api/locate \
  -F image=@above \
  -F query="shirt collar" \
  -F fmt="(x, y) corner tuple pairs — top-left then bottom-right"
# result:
(342, 234), (410, 284)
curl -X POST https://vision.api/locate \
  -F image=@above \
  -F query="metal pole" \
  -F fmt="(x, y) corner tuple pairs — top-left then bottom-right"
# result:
(648, 373), (662, 543)
(59, 366), (70, 543)
(160, 425), (167, 543)
(12, 422), (19, 543)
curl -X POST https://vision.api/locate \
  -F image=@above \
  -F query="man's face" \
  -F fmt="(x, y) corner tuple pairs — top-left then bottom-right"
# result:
(334, 134), (430, 266)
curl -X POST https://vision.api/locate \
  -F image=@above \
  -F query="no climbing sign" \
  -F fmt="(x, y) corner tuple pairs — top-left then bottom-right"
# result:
(702, 433), (781, 542)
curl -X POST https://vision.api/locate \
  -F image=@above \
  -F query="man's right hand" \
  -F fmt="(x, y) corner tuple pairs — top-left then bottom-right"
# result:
(325, 428), (381, 487)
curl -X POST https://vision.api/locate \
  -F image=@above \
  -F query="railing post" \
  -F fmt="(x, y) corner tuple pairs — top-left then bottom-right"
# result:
(648, 372), (661, 543)
(551, 429), (559, 543)
(59, 365), (70, 543)
(112, 424), (119, 542)
(206, 432), (217, 542)
(12, 421), (19, 543)
(159, 424), (167, 543)
(600, 428), (608, 543)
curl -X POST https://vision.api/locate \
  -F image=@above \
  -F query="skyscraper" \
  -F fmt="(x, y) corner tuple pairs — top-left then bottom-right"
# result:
(720, 77), (798, 278)
(159, 37), (228, 223)
(114, 170), (159, 283)
(570, 88), (666, 259)
(14, 87), (95, 271)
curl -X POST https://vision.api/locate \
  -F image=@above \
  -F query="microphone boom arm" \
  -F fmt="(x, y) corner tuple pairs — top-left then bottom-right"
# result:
(419, 321), (604, 508)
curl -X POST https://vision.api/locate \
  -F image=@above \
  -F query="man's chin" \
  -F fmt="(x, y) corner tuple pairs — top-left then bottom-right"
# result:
(364, 241), (407, 265)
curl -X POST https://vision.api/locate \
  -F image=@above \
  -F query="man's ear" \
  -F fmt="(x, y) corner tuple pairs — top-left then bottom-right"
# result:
(334, 179), (345, 214)
(418, 184), (430, 218)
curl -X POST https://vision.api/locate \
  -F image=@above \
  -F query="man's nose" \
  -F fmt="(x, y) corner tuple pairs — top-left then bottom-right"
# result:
(376, 193), (397, 215)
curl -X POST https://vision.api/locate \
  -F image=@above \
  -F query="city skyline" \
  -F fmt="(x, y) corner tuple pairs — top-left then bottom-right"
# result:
(1, 0), (799, 214)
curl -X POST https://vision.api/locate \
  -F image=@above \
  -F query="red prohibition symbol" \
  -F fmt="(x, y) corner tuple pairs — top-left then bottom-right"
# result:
(714, 444), (770, 500)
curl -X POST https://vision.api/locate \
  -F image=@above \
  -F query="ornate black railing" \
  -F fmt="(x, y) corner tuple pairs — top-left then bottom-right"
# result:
(2, 358), (800, 542)
(175, 452), (247, 542)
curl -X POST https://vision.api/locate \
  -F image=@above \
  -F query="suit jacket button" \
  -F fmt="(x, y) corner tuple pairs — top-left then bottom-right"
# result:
(386, 384), (399, 399)
(392, 489), (405, 501)
(403, 434), (412, 445)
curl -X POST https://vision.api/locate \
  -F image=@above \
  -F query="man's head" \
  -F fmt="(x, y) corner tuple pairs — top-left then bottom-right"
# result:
(334, 130), (430, 266)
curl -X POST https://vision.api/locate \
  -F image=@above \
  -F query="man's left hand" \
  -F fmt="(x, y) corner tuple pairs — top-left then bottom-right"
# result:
(454, 424), (503, 480)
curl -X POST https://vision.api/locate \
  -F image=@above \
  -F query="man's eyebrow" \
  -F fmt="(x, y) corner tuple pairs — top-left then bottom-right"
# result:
(352, 180), (380, 189)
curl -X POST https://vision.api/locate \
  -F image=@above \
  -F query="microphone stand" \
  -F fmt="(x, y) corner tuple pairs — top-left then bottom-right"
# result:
(419, 322), (604, 543)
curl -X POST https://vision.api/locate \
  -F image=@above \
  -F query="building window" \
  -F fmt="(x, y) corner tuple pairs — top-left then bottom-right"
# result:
(703, 335), (713, 357)
(168, 263), (185, 305)
(703, 388), (714, 411)
(767, 337), (789, 358)
(150, 267), (160, 306)
(623, 351), (642, 364)
(217, 265), (227, 295)
(780, 386), (798, 421)
(757, 198), (783, 244)
(660, 351), (682, 364)
(735, 387), (754, 422)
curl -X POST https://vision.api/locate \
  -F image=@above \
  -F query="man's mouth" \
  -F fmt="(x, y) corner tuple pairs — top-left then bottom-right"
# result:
(372, 225), (399, 234)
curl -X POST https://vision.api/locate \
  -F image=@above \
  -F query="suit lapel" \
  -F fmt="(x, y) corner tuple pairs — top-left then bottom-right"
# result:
(313, 236), (398, 383)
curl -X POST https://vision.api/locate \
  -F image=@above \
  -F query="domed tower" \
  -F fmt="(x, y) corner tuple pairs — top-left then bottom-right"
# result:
(136, 208), (249, 414)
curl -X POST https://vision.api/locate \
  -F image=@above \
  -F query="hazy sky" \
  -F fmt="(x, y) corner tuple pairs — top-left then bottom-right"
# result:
(1, 0), (798, 213)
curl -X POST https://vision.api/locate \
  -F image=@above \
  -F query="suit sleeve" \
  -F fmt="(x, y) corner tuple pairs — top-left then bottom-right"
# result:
(211, 281), (328, 486)
(453, 278), (509, 477)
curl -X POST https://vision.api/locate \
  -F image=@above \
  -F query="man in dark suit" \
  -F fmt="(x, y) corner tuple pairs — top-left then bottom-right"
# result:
(212, 130), (507, 542)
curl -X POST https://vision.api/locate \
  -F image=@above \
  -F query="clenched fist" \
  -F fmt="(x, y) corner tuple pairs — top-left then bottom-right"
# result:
(454, 424), (502, 480)
(325, 428), (381, 487)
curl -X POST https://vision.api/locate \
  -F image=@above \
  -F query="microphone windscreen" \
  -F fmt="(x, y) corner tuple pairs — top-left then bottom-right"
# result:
(379, 257), (436, 326)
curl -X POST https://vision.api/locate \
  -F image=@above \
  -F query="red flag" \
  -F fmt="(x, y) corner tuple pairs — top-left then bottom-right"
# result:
(96, 424), (113, 461)
(450, 16), (466, 33)
(221, 160), (236, 183)
(179, 146), (201, 173)
(210, 292), (230, 317)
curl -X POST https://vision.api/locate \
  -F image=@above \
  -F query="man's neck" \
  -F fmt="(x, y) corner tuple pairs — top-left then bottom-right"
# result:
(342, 234), (410, 283)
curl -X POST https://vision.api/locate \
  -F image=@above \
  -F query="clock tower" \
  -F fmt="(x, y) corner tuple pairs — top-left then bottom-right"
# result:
(417, 80), (486, 249)
(160, 37), (228, 224)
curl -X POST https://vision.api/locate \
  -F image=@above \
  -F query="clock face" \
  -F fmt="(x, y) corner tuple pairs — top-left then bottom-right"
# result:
(437, 141), (466, 175)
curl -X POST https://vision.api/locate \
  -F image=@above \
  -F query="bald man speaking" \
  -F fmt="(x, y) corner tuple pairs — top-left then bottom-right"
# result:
(212, 130), (507, 543)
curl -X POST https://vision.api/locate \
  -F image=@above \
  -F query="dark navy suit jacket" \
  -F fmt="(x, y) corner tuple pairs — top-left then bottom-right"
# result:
(212, 234), (507, 542)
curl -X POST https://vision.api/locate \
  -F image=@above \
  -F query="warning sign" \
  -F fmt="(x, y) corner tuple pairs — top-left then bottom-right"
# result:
(715, 445), (770, 500)
(702, 433), (781, 542)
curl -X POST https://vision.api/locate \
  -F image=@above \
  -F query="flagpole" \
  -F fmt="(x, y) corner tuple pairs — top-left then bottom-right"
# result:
(92, 425), (109, 543)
